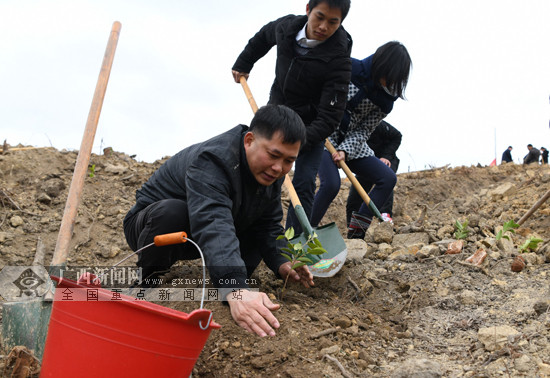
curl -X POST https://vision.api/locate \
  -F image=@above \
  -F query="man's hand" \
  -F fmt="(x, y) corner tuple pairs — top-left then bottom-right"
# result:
(227, 290), (280, 337)
(380, 157), (391, 167)
(278, 261), (315, 288)
(232, 70), (249, 83)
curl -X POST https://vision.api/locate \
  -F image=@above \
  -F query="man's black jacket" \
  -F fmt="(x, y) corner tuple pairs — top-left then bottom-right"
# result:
(133, 125), (288, 294)
(233, 14), (352, 150)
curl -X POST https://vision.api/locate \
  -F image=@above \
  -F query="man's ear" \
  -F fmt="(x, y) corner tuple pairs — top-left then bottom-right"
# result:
(306, 3), (310, 15)
(243, 131), (255, 150)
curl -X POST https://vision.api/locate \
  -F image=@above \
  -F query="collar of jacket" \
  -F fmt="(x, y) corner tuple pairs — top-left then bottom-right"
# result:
(282, 15), (352, 60)
(351, 55), (397, 114)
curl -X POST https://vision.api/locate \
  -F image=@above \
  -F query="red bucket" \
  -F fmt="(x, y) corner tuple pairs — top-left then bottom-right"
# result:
(40, 276), (220, 377)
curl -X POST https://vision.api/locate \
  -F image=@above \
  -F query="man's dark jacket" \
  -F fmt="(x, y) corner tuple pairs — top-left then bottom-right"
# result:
(132, 125), (288, 294)
(501, 149), (513, 163)
(523, 147), (541, 164)
(232, 14), (352, 150)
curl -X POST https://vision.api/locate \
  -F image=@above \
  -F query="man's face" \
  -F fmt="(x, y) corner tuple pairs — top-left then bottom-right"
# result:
(305, 2), (343, 42)
(244, 131), (300, 186)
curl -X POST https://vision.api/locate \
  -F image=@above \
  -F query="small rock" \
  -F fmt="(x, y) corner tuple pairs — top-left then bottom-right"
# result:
(43, 178), (65, 198)
(514, 354), (532, 372)
(37, 192), (52, 204)
(478, 325), (520, 351)
(372, 221), (394, 244)
(436, 225), (454, 239)
(100, 246), (121, 259)
(416, 245), (440, 259)
(10, 215), (24, 227)
(334, 315), (352, 328)
(521, 252), (544, 266)
(391, 358), (443, 378)
(392, 233), (429, 249)
(533, 300), (550, 315)
(320, 345), (340, 355)
(376, 243), (394, 260)
(446, 240), (464, 254)
(511, 255), (526, 272)
(538, 362), (550, 375)
(345, 239), (367, 262)
(104, 163), (127, 174)
(458, 290), (478, 305)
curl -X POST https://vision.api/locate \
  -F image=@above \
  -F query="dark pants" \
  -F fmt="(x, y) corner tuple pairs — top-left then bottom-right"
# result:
(123, 199), (263, 281)
(346, 158), (399, 225)
(285, 142), (324, 234)
(310, 151), (396, 227)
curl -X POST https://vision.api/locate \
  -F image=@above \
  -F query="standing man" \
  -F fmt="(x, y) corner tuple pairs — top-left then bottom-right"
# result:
(123, 105), (313, 337)
(541, 147), (548, 164)
(501, 146), (513, 164)
(523, 144), (541, 165)
(232, 0), (352, 234)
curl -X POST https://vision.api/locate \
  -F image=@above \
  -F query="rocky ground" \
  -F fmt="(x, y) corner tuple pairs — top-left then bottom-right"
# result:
(1, 145), (550, 377)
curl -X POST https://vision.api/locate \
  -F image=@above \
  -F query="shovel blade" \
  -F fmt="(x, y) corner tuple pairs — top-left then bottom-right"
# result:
(290, 222), (347, 278)
(2, 299), (52, 361)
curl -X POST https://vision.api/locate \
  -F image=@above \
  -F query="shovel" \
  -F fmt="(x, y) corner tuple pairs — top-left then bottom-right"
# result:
(239, 77), (347, 277)
(324, 139), (384, 221)
(1, 21), (121, 361)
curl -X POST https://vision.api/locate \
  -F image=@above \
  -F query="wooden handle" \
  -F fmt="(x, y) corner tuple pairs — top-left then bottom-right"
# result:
(324, 139), (371, 205)
(51, 22), (121, 265)
(240, 76), (259, 113)
(324, 139), (384, 221)
(517, 188), (550, 226)
(154, 232), (188, 247)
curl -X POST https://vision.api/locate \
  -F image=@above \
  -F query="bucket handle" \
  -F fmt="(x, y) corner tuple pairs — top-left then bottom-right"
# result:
(107, 231), (209, 311)
(199, 312), (213, 330)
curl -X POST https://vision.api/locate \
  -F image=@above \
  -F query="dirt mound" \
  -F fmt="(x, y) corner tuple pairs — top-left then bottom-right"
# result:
(1, 146), (550, 377)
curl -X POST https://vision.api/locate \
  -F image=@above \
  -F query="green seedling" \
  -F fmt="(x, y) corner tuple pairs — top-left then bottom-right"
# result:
(88, 164), (96, 178)
(519, 236), (544, 253)
(276, 227), (326, 299)
(454, 219), (469, 240)
(496, 219), (519, 241)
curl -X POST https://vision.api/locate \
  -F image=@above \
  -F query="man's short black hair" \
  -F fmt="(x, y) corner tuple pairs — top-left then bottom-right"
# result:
(372, 41), (412, 99)
(250, 105), (306, 146)
(308, 0), (351, 21)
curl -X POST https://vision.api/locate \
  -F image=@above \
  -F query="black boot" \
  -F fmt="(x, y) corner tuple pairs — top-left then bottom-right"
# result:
(347, 211), (372, 239)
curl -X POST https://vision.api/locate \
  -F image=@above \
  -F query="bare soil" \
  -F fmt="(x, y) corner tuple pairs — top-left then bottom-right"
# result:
(1, 146), (550, 377)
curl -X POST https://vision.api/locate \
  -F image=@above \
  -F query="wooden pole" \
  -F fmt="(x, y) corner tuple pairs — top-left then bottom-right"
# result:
(51, 22), (121, 266)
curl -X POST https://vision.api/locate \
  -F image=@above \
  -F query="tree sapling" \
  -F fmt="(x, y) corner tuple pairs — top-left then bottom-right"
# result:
(496, 220), (519, 241)
(277, 227), (326, 299)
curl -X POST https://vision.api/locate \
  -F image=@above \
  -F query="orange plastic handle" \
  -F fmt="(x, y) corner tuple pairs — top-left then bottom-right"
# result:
(154, 232), (188, 246)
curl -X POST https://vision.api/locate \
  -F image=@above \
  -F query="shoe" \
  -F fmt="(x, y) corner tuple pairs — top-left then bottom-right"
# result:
(347, 211), (372, 239)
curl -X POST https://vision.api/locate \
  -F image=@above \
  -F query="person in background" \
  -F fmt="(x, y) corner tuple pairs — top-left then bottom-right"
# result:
(345, 120), (402, 225)
(501, 146), (513, 164)
(541, 147), (548, 164)
(309, 41), (412, 239)
(523, 144), (541, 165)
(231, 0), (353, 235)
(123, 105), (312, 337)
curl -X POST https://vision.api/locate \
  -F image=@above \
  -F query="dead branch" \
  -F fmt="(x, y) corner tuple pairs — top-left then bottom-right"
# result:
(310, 327), (340, 339)
(323, 354), (354, 378)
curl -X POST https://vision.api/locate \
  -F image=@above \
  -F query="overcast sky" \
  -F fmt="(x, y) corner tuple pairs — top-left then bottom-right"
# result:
(2, 0), (549, 173)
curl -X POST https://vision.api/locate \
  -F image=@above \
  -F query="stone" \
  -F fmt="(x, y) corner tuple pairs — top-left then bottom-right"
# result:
(487, 183), (516, 198)
(345, 239), (367, 262)
(43, 178), (65, 198)
(376, 243), (394, 260)
(9, 215), (24, 227)
(104, 163), (127, 174)
(416, 245), (440, 259)
(446, 240), (464, 254)
(37, 192), (52, 204)
(319, 345), (340, 355)
(436, 225), (454, 239)
(392, 233), (429, 249)
(334, 315), (352, 328)
(514, 354), (532, 372)
(372, 221), (394, 244)
(496, 237), (515, 253)
(521, 252), (544, 266)
(478, 325), (520, 351)
(459, 290), (478, 305)
(390, 358), (443, 378)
